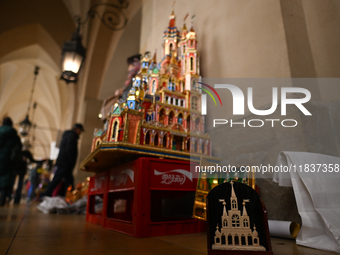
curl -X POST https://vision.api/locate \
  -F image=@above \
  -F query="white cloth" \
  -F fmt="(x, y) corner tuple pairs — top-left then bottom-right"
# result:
(273, 151), (340, 253)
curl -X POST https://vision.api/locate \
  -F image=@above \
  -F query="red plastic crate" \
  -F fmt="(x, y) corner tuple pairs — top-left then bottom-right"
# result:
(86, 157), (205, 237)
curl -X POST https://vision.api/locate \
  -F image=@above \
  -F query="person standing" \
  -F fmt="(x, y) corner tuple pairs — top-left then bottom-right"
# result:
(0, 117), (22, 206)
(42, 123), (84, 197)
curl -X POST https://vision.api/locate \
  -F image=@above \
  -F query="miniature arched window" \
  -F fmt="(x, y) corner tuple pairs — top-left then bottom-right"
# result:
(232, 214), (240, 227)
(234, 235), (239, 245)
(248, 235), (253, 245)
(145, 132), (150, 145)
(183, 45), (186, 54)
(111, 120), (119, 140)
(163, 134), (167, 148)
(194, 139), (198, 153)
(232, 199), (237, 209)
(193, 80), (196, 90)
(186, 115), (190, 130)
(190, 57), (193, 71)
(169, 43), (173, 53)
(186, 137), (191, 152)
(135, 79), (140, 87)
(216, 238), (220, 244)
(243, 218), (249, 228)
(178, 113), (183, 126)
(221, 234), (226, 245)
(95, 139), (101, 148)
(223, 219), (228, 227)
(241, 235), (247, 245)
(154, 133), (159, 146)
(254, 238), (258, 244)
(152, 80), (156, 94)
(228, 235), (233, 245)
(159, 109), (165, 124)
(169, 111), (174, 125)
(201, 140), (205, 154)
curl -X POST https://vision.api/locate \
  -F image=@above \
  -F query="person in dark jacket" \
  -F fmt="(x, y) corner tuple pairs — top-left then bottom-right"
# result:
(12, 150), (46, 204)
(0, 117), (22, 206)
(41, 123), (84, 197)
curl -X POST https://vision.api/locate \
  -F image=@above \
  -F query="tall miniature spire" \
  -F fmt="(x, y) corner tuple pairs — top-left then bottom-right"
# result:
(190, 21), (195, 32)
(223, 200), (227, 215)
(231, 181), (236, 198)
(219, 199), (228, 215)
(169, 1), (176, 27)
(152, 49), (157, 64)
(230, 181), (238, 210)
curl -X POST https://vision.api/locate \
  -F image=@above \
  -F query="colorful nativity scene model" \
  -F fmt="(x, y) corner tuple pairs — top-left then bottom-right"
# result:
(89, 10), (212, 159)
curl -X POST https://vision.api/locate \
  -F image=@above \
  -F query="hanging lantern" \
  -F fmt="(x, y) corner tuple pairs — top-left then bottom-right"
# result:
(60, 18), (86, 83)
(19, 115), (32, 136)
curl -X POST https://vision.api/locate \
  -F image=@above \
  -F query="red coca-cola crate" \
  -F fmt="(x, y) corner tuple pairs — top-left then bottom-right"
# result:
(86, 157), (205, 237)
(86, 172), (107, 226)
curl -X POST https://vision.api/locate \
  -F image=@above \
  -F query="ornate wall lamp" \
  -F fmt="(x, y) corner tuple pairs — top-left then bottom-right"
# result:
(60, 0), (129, 83)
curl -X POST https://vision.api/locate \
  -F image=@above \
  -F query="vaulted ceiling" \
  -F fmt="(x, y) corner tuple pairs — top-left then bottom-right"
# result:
(0, 0), (141, 158)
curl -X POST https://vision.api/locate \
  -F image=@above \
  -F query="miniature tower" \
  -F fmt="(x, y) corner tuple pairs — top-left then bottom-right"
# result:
(149, 50), (159, 95)
(163, 10), (180, 56)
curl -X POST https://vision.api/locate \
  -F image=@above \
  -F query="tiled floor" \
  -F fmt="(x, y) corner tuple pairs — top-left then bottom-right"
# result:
(0, 204), (337, 255)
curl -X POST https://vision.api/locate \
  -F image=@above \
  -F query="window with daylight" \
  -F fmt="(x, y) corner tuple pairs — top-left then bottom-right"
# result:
(232, 214), (240, 227)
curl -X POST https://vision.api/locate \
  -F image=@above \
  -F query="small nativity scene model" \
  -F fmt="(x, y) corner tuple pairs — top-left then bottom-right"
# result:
(206, 181), (273, 255)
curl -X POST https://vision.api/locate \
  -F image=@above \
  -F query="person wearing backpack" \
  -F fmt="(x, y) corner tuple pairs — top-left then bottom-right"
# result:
(0, 117), (22, 206)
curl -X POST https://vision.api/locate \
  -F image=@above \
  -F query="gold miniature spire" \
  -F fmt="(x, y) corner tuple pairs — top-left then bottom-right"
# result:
(231, 181), (236, 198)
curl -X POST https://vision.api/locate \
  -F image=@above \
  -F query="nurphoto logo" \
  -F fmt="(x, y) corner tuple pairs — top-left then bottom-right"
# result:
(199, 83), (312, 128)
